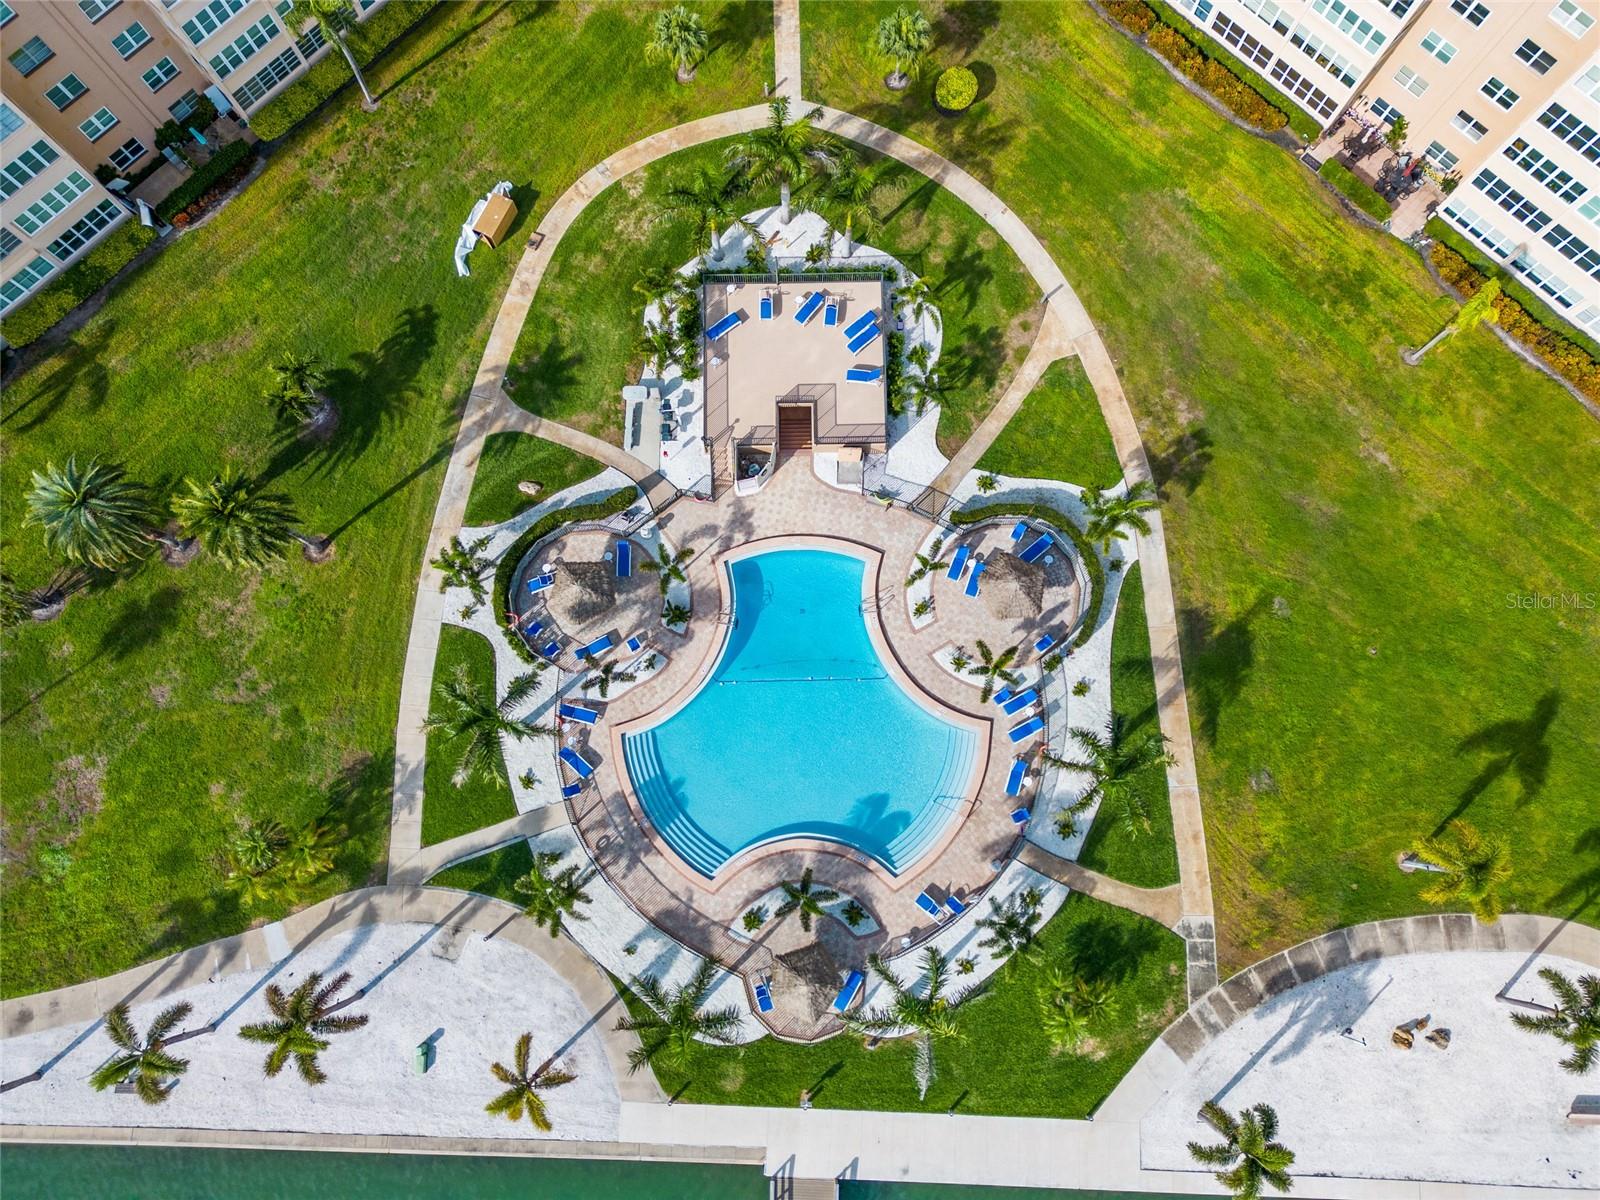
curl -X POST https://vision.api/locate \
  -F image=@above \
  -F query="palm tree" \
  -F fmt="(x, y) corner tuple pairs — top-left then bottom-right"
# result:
(966, 639), (1021, 703)
(229, 820), (288, 874)
(1510, 967), (1600, 1075)
(662, 600), (691, 627)
(726, 98), (837, 225)
(615, 960), (743, 1072)
(514, 851), (596, 938)
(899, 341), (953, 416)
(266, 351), (334, 430)
(975, 889), (1042, 961)
(636, 319), (681, 376)
(237, 971), (368, 1085)
(905, 535), (948, 587)
(582, 658), (638, 699)
(818, 154), (891, 258)
(1081, 481), (1158, 556)
(897, 274), (941, 333)
(870, 5), (934, 90)
(1064, 973), (1117, 1023)
(847, 948), (984, 1099)
(172, 469), (324, 567)
(664, 165), (751, 262)
(25, 457), (157, 570)
(432, 534), (493, 606)
(644, 3), (708, 83)
(774, 867), (840, 933)
(291, 0), (375, 110)
(279, 819), (340, 882)
(640, 542), (695, 597)
(634, 264), (691, 316)
(485, 1032), (576, 1131)
(1406, 819), (1512, 923)
(89, 1001), (193, 1104)
(1187, 1101), (1295, 1199)
(1406, 278), (1501, 363)
(1040, 995), (1093, 1051)
(423, 666), (550, 787)
(1045, 714), (1172, 836)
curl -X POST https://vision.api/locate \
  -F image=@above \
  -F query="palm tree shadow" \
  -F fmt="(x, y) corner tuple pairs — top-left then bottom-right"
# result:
(1062, 911), (1167, 984)
(506, 328), (584, 419)
(1433, 689), (1560, 834)
(1550, 825), (1600, 919)
(937, 1), (1002, 57)
(710, 1), (766, 59)
(1180, 595), (1269, 746)
(934, 236), (994, 317)
(374, 1), (526, 101)
(1147, 426), (1213, 499)
(1, 321), (116, 433)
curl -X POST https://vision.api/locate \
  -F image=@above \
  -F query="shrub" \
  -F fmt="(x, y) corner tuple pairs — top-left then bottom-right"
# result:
(154, 140), (256, 223)
(250, 1), (440, 141)
(949, 502), (1106, 648)
(1145, 21), (1287, 132)
(934, 66), (978, 112)
(1104, 0), (1157, 34)
(0, 220), (159, 349)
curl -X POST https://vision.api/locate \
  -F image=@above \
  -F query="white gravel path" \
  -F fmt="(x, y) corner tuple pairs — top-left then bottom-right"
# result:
(1140, 949), (1600, 1190)
(0, 923), (621, 1142)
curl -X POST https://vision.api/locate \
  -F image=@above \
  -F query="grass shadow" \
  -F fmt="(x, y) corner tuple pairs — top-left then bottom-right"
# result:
(1060, 910), (1167, 985)
(1181, 594), (1269, 746)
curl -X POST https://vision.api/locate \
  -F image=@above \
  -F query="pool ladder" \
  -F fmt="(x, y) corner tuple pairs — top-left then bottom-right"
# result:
(859, 588), (897, 613)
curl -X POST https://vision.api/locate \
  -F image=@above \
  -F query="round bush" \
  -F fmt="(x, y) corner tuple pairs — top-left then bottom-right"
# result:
(934, 66), (978, 113)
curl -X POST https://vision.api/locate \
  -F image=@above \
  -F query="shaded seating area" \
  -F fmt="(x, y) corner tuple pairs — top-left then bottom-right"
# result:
(1034, 631), (1057, 654)
(1010, 805), (1031, 825)
(964, 558), (987, 597)
(754, 979), (774, 1013)
(526, 572), (556, 595)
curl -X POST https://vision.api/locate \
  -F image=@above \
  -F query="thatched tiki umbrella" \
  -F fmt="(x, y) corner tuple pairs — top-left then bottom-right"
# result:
(549, 561), (616, 628)
(774, 942), (845, 1022)
(982, 552), (1046, 621)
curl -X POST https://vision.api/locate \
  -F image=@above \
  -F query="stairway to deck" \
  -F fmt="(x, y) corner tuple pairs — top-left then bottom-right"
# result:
(778, 404), (813, 455)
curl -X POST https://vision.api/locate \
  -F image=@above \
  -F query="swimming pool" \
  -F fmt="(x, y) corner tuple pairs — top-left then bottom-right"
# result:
(621, 548), (980, 878)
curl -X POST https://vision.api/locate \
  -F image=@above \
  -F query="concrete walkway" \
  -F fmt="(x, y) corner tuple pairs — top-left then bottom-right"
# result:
(390, 804), (570, 888)
(773, 0), (802, 103)
(1017, 842), (1183, 930)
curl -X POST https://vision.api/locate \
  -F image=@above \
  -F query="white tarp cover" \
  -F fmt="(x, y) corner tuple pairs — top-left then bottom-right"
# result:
(454, 179), (515, 277)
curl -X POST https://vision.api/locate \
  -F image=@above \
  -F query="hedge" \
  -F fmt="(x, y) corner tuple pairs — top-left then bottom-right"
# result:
(1145, 22), (1289, 132)
(1104, 0), (1156, 34)
(1428, 241), (1600, 402)
(250, 1), (441, 141)
(1, 220), (158, 349)
(949, 501), (1108, 649)
(155, 140), (256, 223)
(1318, 159), (1391, 222)
(492, 487), (643, 662)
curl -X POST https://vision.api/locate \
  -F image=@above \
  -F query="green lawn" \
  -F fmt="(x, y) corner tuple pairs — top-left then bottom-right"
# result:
(1077, 565), (1180, 888)
(0, 1), (773, 999)
(1318, 160), (1391, 223)
(976, 359), (1124, 490)
(427, 838), (534, 896)
(804, 1), (1600, 968)
(506, 138), (1041, 452)
(420, 625), (515, 846)
(464, 433), (606, 527)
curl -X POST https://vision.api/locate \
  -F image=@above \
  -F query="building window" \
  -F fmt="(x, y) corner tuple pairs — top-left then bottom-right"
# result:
(1504, 139), (1589, 205)
(0, 139), (61, 200)
(1542, 223), (1600, 277)
(1537, 103), (1600, 164)
(1449, 0), (1490, 24)
(1239, 0), (1291, 35)
(0, 102), (22, 142)
(1211, 14), (1272, 69)
(1388, 0), (1417, 14)
(1471, 169), (1552, 232)
(111, 20), (151, 58)
(209, 15), (279, 80)
(1480, 77), (1519, 110)
(1309, 0), (1386, 54)
(0, 1), (14, 26)
(1287, 25), (1359, 87)
(8, 36), (55, 76)
(233, 46), (302, 109)
(295, 21), (327, 59)
(45, 74), (88, 111)
(0, 228), (19, 259)
(168, 89), (202, 121)
(13, 170), (93, 235)
(1579, 194), (1600, 225)
(1451, 111), (1488, 142)
(1268, 59), (1340, 118)
(1394, 66), (1429, 97)
(78, 107), (119, 143)
(1444, 200), (1515, 257)
(1, 255), (55, 311)
(46, 198), (120, 262)
(1551, 0), (1595, 35)
(1424, 141), (1459, 172)
(143, 57), (180, 92)
(1171, 0), (1216, 24)
(1579, 64), (1600, 101)
(182, 0), (249, 45)
(1513, 39), (1556, 74)
(107, 136), (146, 171)
(1420, 30), (1457, 64)
(77, 0), (121, 22)
(1369, 98), (1403, 126)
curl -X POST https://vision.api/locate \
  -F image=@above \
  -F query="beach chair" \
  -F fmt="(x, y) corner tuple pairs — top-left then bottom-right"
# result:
(1019, 533), (1054, 564)
(561, 782), (584, 800)
(992, 687), (1012, 706)
(824, 298), (839, 327)
(1002, 689), (1039, 716)
(705, 311), (744, 341)
(624, 634), (644, 654)
(1010, 806), (1031, 825)
(845, 365), (882, 383)
(794, 291), (824, 324)
(831, 970), (865, 1014)
(615, 540), (632, 578)
(1009, 715), (1045, 743)
(754, 981), (774, 1013)
(575, 632), (615, 660)
(525, 572), (555, 595)
(539, 639), (561, 660)
(559, 746), (596, 779)
(759, 293), (774, 320)
(518, 620), (545, 646)
(1006, 758), (1029, 797)
(946, 544), (971, 581)
(1010, 521), (1028, 541)
(559, 703), (599, 725)
(843, 309), (878, 339)
(1034, 631), (1057, 654)
(846, 324), (880, 354)
(964, 559), (987, 597)
(914, 890), (942, 919)
(944, 894), (966, 917)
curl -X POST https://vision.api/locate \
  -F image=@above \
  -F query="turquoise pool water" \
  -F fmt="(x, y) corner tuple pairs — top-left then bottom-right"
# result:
(623, 549), (978, 877)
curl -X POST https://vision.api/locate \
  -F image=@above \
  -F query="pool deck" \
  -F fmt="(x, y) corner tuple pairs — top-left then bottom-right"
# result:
(566, 456), (1083, 1041)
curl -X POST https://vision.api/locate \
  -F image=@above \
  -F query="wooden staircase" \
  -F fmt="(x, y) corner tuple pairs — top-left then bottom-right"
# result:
(777, 404), (813, 456)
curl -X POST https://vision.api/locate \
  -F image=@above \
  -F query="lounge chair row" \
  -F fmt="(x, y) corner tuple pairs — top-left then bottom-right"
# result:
(914, 888), (967, 921)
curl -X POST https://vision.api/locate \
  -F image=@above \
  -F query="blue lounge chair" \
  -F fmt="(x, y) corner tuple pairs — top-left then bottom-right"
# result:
(846, 324), (880, 354)
(992, 687), (1012, 706)
(624, 634), (644, 654)
(944, 894), (966, 917)
(754, 982), (774, 1013)
(759, 293), (774, 320)
(561, 782), (583, 800)
(705, 311), (744, 341)
(559, 703), (599, 725)
(914, 890), (942, 919)
(1009, 715), (1045, 743)
(843, 309), (877, 339)
(519, 619), (545, 645)
(1035, 631), (1057, 654)
(1010, 521), (1028, 541)
(1002, 689), (1039, 716)
(964, 559), (987, 597)
(559, 746), (595, 779)
(616, 540), (632, 578)
(1010, 806), (1030, 825)
(1006, 758), (1028, 797)
(794, 291), (824, 324)
(824, 299), (839, 326)
(946, 544), (971, 581)
(525, 572), (555, 594)
(831, 970), (865, 1014)
(539, 639), (561, 660)
(845, 365), (882, 383)
(575, 632), (615, 660)
(1019, 533), (1054, 564)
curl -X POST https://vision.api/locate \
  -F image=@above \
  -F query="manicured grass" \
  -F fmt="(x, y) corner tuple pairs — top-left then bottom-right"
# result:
(506, 138), (1040, 453)
(620, 894), (1184, 1117)
(976, 359), (1124, 490)
(0, 1), (772, 999)
(1077, 565), (1180, 888)
(427, 839), (534, 897)
(805, 2), (1600, 968)
(1318, 160), (1392, 223)
(463, 433), (606, 527)
(420, 625), (515, 847)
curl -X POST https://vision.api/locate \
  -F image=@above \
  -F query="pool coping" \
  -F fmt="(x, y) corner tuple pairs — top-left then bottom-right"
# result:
(607, 534), (992, 896)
